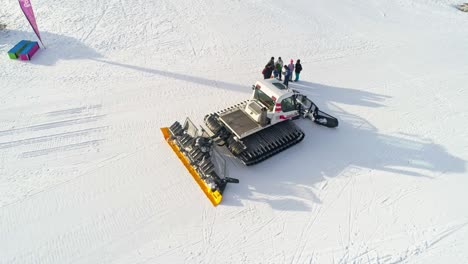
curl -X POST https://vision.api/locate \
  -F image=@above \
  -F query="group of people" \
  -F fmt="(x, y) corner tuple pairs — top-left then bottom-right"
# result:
(262, 57), (303, 87)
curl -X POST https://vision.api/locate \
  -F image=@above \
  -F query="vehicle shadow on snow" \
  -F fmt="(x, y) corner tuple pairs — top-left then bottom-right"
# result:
(0, 29), (102, 66)
(91, 59), (247, 92)
(295, 80), (392, 108)
(221, 82), (466, 211)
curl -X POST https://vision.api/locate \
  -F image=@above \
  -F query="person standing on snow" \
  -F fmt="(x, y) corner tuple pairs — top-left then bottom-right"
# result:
(283, 65), (292, 88)
(263, 57), (275, 79)
(294, 59), (302, 82)
(288, 59), (295, 81)
(275, 57), (284, 80)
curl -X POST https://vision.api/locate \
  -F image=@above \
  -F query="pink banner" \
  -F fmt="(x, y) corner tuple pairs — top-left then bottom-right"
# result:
(18, 0), (44, 46)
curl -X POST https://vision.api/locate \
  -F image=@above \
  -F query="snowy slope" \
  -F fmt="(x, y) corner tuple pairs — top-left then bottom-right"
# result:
(1, 0), (468, 263)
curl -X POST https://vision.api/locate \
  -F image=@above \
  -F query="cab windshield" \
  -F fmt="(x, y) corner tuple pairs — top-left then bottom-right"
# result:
(254, 88), (275, 111)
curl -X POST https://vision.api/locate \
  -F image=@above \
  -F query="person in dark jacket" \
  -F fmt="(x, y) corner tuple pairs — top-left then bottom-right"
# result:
(283, 65), (292, 87)
(294, 59), (302, 82)
(263, 57), (275, 79)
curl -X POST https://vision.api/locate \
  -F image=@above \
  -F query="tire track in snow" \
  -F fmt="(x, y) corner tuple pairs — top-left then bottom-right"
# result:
(0, 115), (105, 137)
(81, 3), (108, 43)
(380, 187), (421, 208)
(221, 204), (288, 262)
(0, 127), (107, 149)
(336, 176), (356, 264)
(289, 180), (334, 264)
(203, 206), (217, 264)
(4, 188), (171, 264)
(0, 141), (156, 212)
(45, 105), (102, 117)
(1, 143), (176, 264)
(305, 167), (361, 264)
(1, 105), (107, 207)
(328, 220), (468, 264)
(20, 139), (102, 158)
(397, 221), (468, 263)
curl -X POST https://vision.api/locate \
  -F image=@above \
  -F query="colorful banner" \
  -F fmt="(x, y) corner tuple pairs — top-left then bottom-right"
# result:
(18, 0), (44, 47)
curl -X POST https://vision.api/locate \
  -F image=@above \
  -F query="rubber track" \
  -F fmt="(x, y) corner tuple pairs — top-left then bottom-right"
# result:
(235, 120), (304, 166)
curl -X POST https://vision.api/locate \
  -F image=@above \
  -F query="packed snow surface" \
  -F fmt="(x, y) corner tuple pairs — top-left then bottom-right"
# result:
(1, 0), (468, 263)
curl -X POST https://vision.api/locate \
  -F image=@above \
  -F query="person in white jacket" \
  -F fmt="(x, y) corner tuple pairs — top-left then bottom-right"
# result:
(288, 59), (295, 81)
(275, 57), (284, 80)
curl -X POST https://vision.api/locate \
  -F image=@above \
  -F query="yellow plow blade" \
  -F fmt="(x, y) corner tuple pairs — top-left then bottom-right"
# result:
(161, 127), (223, 206)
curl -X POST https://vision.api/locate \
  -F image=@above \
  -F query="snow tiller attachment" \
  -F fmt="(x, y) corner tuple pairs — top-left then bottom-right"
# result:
(161, 119), (239, 206)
